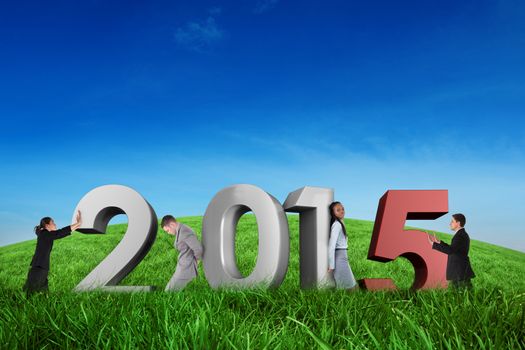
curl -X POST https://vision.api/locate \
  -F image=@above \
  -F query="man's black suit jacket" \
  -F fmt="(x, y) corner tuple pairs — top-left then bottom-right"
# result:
(432, 228), (475, 281)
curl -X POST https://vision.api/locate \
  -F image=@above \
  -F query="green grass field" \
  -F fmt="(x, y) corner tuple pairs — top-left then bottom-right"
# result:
(1, 215), (524, 349)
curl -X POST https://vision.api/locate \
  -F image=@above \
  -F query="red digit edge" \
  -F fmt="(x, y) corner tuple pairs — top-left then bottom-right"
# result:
(359, 190), (449, 291)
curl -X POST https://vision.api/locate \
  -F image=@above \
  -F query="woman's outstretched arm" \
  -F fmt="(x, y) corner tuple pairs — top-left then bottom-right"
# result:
(47, 211), (82, 240)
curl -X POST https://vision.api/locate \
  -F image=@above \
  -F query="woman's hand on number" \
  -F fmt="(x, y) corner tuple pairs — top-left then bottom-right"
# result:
(71, 210), (82, 231)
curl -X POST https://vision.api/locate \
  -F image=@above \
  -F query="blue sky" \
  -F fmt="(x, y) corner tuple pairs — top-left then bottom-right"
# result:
(0, 0), (524, 252)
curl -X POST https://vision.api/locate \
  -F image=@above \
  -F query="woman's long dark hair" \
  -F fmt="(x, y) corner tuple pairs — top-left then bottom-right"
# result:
(329, 201), (347, 238)
(34, 217), (52, 234)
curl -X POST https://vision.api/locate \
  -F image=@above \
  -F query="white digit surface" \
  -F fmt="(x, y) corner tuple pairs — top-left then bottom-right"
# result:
(283, 186), (334, 289)
(72, 184), (157, 292)
(202, 184), (290, 289)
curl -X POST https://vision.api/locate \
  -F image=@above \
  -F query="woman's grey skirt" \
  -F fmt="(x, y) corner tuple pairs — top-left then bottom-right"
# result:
(334, 249), (357, 289)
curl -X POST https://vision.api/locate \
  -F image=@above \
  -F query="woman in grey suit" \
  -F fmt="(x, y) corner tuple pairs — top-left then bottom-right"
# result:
(327, 201), (359, 291)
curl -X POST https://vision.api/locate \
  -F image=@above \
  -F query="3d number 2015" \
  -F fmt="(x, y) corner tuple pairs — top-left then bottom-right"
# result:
(71, 184), (449, 292)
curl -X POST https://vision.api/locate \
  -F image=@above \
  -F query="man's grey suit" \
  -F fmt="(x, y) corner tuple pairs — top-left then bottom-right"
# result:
(165, 223), (204, 291)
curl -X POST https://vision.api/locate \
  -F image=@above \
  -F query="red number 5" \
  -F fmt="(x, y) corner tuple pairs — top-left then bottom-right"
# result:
(360, 190), (449, 290)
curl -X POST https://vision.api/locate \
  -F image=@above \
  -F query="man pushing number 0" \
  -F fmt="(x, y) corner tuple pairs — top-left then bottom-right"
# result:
(161, 215), (204, 291)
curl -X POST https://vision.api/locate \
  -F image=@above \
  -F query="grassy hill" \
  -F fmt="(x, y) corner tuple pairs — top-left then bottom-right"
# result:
(1, 215), (524, 349)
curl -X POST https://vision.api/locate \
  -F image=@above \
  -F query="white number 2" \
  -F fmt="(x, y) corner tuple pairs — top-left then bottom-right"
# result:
(72, 185), (157, 292)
